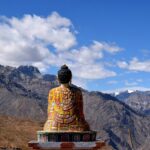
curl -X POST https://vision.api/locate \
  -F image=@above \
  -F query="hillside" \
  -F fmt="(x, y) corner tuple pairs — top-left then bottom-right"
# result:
(0, 115), (113, 150)
(0, 65), (150, 150)
(83, 91), (150, 150)
(0, 115), (42, 150)
(0, 65), (58, 121)
(113, 90), (150, 115)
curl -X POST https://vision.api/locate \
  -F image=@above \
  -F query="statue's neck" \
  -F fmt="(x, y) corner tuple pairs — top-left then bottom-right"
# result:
(60, 83), (70, 88)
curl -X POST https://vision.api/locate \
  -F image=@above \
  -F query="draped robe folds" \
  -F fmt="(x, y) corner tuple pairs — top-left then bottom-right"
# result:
(43, 86), (89, 132)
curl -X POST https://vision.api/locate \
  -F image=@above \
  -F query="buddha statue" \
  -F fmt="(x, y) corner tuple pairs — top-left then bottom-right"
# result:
(29, 65), (108, 149)
(43, 64), (90, 132)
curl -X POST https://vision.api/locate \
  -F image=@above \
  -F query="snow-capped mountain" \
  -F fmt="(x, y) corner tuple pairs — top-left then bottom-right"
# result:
(113, 90), (136, 96)
(112, 90), (150, 115)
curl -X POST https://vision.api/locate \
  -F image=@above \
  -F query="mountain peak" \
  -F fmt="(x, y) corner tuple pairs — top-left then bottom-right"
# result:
(17, 65), (41, 77)
(114, 89), (136, 96)
(127, 89), (136, 93)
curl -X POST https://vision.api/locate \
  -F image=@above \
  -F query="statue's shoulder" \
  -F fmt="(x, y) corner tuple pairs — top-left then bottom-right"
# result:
(49, 85), (82, 93)
(49, 86), (60, 93)
(70, 85), (82, 93)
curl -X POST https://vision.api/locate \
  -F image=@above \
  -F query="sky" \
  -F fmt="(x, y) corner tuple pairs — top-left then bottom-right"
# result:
(0, 0), (150, 92)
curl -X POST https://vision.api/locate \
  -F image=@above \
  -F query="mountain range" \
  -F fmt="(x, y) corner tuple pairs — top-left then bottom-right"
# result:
(0, 65), (150, 150)
(112, 90), (150, 115)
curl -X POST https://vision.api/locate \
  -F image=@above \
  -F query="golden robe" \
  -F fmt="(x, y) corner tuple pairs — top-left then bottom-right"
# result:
(43, 85), (89, 132)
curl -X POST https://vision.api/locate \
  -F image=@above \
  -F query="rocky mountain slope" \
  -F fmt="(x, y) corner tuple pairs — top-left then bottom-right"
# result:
(0, 65), (150, 150)
(83, 91), (150, 150)
(0, 65), (58, 121)
(112, 90), (150, 115)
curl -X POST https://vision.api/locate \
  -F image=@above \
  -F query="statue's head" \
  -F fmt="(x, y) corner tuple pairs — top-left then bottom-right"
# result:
(57, 64), (72, 84)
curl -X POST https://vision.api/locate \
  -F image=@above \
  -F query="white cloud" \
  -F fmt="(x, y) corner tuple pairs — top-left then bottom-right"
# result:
(92, 41), (122, 53)
(103, 86), (150, 93)
(71, 63), (116, 79)
(117, 61), (128, 68)
(55, 41), (121, 79)
(117, 57), (150, 72)
(72, 77), (88, 89)
(0, 12), (122, 87)
(123, 79), (143, 87)
(0, 12), (76, 67)
(124, 80), (138, 86)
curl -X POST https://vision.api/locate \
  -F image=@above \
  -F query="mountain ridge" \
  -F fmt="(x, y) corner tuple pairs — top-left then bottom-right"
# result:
(0, 64), (149, 150)
(112, 90), (150, 115)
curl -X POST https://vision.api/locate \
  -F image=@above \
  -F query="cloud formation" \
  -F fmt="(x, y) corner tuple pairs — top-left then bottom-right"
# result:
(56, 41), (121, 79)
(117, 57), (150, 72)
(0, 12), (122, 85)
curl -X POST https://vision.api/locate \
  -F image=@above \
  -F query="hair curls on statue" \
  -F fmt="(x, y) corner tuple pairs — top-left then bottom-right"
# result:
(57, 64), (72, 84)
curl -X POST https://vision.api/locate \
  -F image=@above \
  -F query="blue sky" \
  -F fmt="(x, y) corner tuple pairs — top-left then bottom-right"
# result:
(0, 0), (150, 92)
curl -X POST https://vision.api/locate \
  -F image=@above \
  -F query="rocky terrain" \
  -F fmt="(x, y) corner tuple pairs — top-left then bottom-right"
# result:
(112, 90), (150, 115)
(0, 65), (150, 150)
(0, 65), (58, 121)
(83, 91), (150, 150)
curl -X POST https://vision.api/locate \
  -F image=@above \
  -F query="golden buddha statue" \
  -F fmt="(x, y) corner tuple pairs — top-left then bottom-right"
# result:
(43, 64), (89, 132)
(29, 64), (107, 148)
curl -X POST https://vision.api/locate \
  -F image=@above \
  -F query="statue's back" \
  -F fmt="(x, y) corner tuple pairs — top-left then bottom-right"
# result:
(44, 85), (89, 131)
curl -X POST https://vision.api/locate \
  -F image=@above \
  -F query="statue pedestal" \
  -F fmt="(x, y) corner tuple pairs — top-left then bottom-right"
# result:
(28, 131), (111, 150)
(37, 131), (97, 142)
(28, 140), (107, 150)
